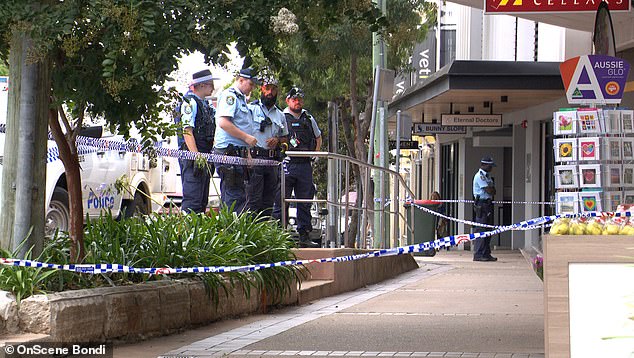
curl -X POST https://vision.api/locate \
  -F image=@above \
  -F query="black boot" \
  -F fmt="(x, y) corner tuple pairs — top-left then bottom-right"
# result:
(298, 230), (319, 248)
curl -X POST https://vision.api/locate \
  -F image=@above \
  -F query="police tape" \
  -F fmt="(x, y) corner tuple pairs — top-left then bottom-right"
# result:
(404, 201), (549, 231)
(373, 197), (554, 206)
(0, 123), (280, 167)
(433, 199), (556, 205)
(0, 210), (623, 275)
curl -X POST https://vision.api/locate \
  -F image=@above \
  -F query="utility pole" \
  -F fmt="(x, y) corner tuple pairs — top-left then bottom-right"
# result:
(372, 0), (388, 248)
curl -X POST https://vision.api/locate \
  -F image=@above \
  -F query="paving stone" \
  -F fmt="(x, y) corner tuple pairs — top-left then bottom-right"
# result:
(346, 351), (365, 356)
(394, 353), (413, 357)
(410, 353), (430, 357)
(361, 352), (380, 356)
(263, 351), (284, 356)
(329, 352), (348, 356)
(299, 351), (317, 356)
(280, 351), (301, 356)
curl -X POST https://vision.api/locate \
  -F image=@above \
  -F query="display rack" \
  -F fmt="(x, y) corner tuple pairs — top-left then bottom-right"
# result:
(553, 107), (634, 214)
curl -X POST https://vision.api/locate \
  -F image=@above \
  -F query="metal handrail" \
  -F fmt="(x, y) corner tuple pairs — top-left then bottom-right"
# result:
(281, 151), (417, 248)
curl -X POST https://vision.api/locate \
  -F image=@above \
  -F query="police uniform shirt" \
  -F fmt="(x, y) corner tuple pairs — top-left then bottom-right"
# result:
(248, 101), (288, 149)
(283, 108), (322, 138)
(180, 90), (202, 129)
(473, 168), (494, 200)
(214, 86), (253, 149)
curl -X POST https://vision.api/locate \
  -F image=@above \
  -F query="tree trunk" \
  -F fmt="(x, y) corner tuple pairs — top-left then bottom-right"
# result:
(49, 107), (85, 262)
(2, 32), (50, 257)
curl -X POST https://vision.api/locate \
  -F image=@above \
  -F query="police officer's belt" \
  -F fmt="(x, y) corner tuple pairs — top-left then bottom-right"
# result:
(250, 147), (281, 159)
(221, 145), (249, 158)
(475, 198), (492, 204)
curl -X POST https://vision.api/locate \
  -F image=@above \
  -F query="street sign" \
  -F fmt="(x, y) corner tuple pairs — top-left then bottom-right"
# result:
(389, 140), (419, 150)
(560, 55), (630, 104)
(485, 0), (629, 14)
(413, 123), (467, 135)
(441, 114), (503, 127)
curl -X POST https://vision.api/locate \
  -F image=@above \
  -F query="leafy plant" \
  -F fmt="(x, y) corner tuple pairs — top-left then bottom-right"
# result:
(0, 243), (56, 306)
(0, 208), (305, 306)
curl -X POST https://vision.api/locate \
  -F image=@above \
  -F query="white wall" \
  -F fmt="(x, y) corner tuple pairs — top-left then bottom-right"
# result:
(564, 28), (593, 59)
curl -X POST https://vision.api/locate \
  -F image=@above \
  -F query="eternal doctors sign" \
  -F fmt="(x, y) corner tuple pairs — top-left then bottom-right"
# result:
(560, 55), (630, 104)
(485, 0), (629, 14)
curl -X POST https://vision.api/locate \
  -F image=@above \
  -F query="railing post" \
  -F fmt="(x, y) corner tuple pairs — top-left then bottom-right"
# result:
(280, 162), (286, 230)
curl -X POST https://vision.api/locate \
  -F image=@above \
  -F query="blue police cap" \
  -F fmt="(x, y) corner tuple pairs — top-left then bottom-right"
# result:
(481, 156), (496, 166)
(238, 68), (261, 85)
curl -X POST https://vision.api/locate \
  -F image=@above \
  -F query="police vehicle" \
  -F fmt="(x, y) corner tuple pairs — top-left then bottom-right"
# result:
(0, 77), (220, 234)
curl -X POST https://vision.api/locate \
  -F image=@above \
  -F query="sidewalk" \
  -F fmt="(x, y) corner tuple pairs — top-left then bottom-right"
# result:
(115, 250), (544, 358)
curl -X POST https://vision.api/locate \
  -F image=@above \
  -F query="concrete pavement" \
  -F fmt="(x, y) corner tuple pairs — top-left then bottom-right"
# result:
(115, 250), (544, 358)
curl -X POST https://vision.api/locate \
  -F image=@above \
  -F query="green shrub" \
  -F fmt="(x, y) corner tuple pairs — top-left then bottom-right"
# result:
(1, 208), (304, 305)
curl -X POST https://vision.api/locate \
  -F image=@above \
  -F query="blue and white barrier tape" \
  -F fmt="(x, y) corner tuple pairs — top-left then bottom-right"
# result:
(0, 124), (279, 167)
(374, 197), (555, 206)
(0, 210), (623, 275)
(409, 201), (546, 231)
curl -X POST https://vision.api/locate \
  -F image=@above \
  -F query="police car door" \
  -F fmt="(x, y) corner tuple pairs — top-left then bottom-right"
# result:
(82, 128), (120, 217)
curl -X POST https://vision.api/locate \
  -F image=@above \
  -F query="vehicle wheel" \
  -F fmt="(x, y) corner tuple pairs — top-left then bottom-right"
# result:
(124, 190), (149, 218)
(45, 187), (70, 235)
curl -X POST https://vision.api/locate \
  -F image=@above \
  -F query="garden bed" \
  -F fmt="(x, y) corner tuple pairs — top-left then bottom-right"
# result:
(0, 249), (417, 343)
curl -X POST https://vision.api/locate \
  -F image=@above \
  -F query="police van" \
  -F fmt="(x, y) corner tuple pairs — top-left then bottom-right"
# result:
(0, 76), (221, 234)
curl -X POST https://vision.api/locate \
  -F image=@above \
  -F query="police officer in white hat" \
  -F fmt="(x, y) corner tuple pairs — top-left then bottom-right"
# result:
(178, 69), (218, 214)
(473, 156), (497, 261)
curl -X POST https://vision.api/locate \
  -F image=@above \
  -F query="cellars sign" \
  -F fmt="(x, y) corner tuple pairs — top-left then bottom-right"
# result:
(485, 0), (629, 14)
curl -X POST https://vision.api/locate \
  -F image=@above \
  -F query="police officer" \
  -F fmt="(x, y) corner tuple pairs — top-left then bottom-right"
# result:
(214, 68), (259, 213)
(273, 87), (322, 248)
(473, 156), (497, 262)
(178, 69), (218, 214)
(246, 76), (288, 217)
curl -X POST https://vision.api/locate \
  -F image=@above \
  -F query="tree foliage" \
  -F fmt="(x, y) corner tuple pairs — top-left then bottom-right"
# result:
(0, 0), (398, 257)
(259, 0), (436, 246)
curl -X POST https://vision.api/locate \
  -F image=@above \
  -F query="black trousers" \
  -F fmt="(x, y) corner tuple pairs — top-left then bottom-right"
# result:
(473, 201), (494, 259)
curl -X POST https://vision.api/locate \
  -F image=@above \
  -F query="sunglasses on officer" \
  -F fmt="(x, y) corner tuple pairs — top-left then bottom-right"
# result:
(259, 117), (272, 132)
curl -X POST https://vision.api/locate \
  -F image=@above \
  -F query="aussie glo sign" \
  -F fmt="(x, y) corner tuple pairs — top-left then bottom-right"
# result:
(560, 55), (630, 104)
(485, 0), (629, 14)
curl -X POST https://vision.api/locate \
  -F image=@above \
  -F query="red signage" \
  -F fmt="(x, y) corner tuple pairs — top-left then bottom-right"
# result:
(485, 0), (629, 14)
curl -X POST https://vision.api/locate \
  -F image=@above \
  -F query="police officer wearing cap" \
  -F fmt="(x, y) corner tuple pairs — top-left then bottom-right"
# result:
(273, 87), (322, 248)
(473, 156), (497, 262)
(245, 76), (288, 217)
(214, 68), (259, 213)
(178, 69), (218, 214)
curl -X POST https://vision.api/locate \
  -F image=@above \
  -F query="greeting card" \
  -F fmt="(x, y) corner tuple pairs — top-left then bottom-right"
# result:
(605, 191), (623, 212)
(607, 165), (622, 186)
(577, 108), (601, 134)
(578, 137), (600, 161)
(606, 138), (622, 160)
(579, 192), (602, 212)
(623, 139), (634, 160)
(556, 192), (578, 215)
(622, 110), (634, 133)
(555, 165), (578, 189)
(554, 138), (577, 162)
(553, 110), (577, 135)
(624, 165), (634, 186)
(579, 164), (602, 188)
(603, 109), (621, 132)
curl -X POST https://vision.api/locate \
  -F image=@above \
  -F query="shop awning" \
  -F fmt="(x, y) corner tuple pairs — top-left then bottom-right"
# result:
(388, 60), (565, 123)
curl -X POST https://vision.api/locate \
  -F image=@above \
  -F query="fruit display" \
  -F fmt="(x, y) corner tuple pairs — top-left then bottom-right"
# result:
(549, 217), (634, 235)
